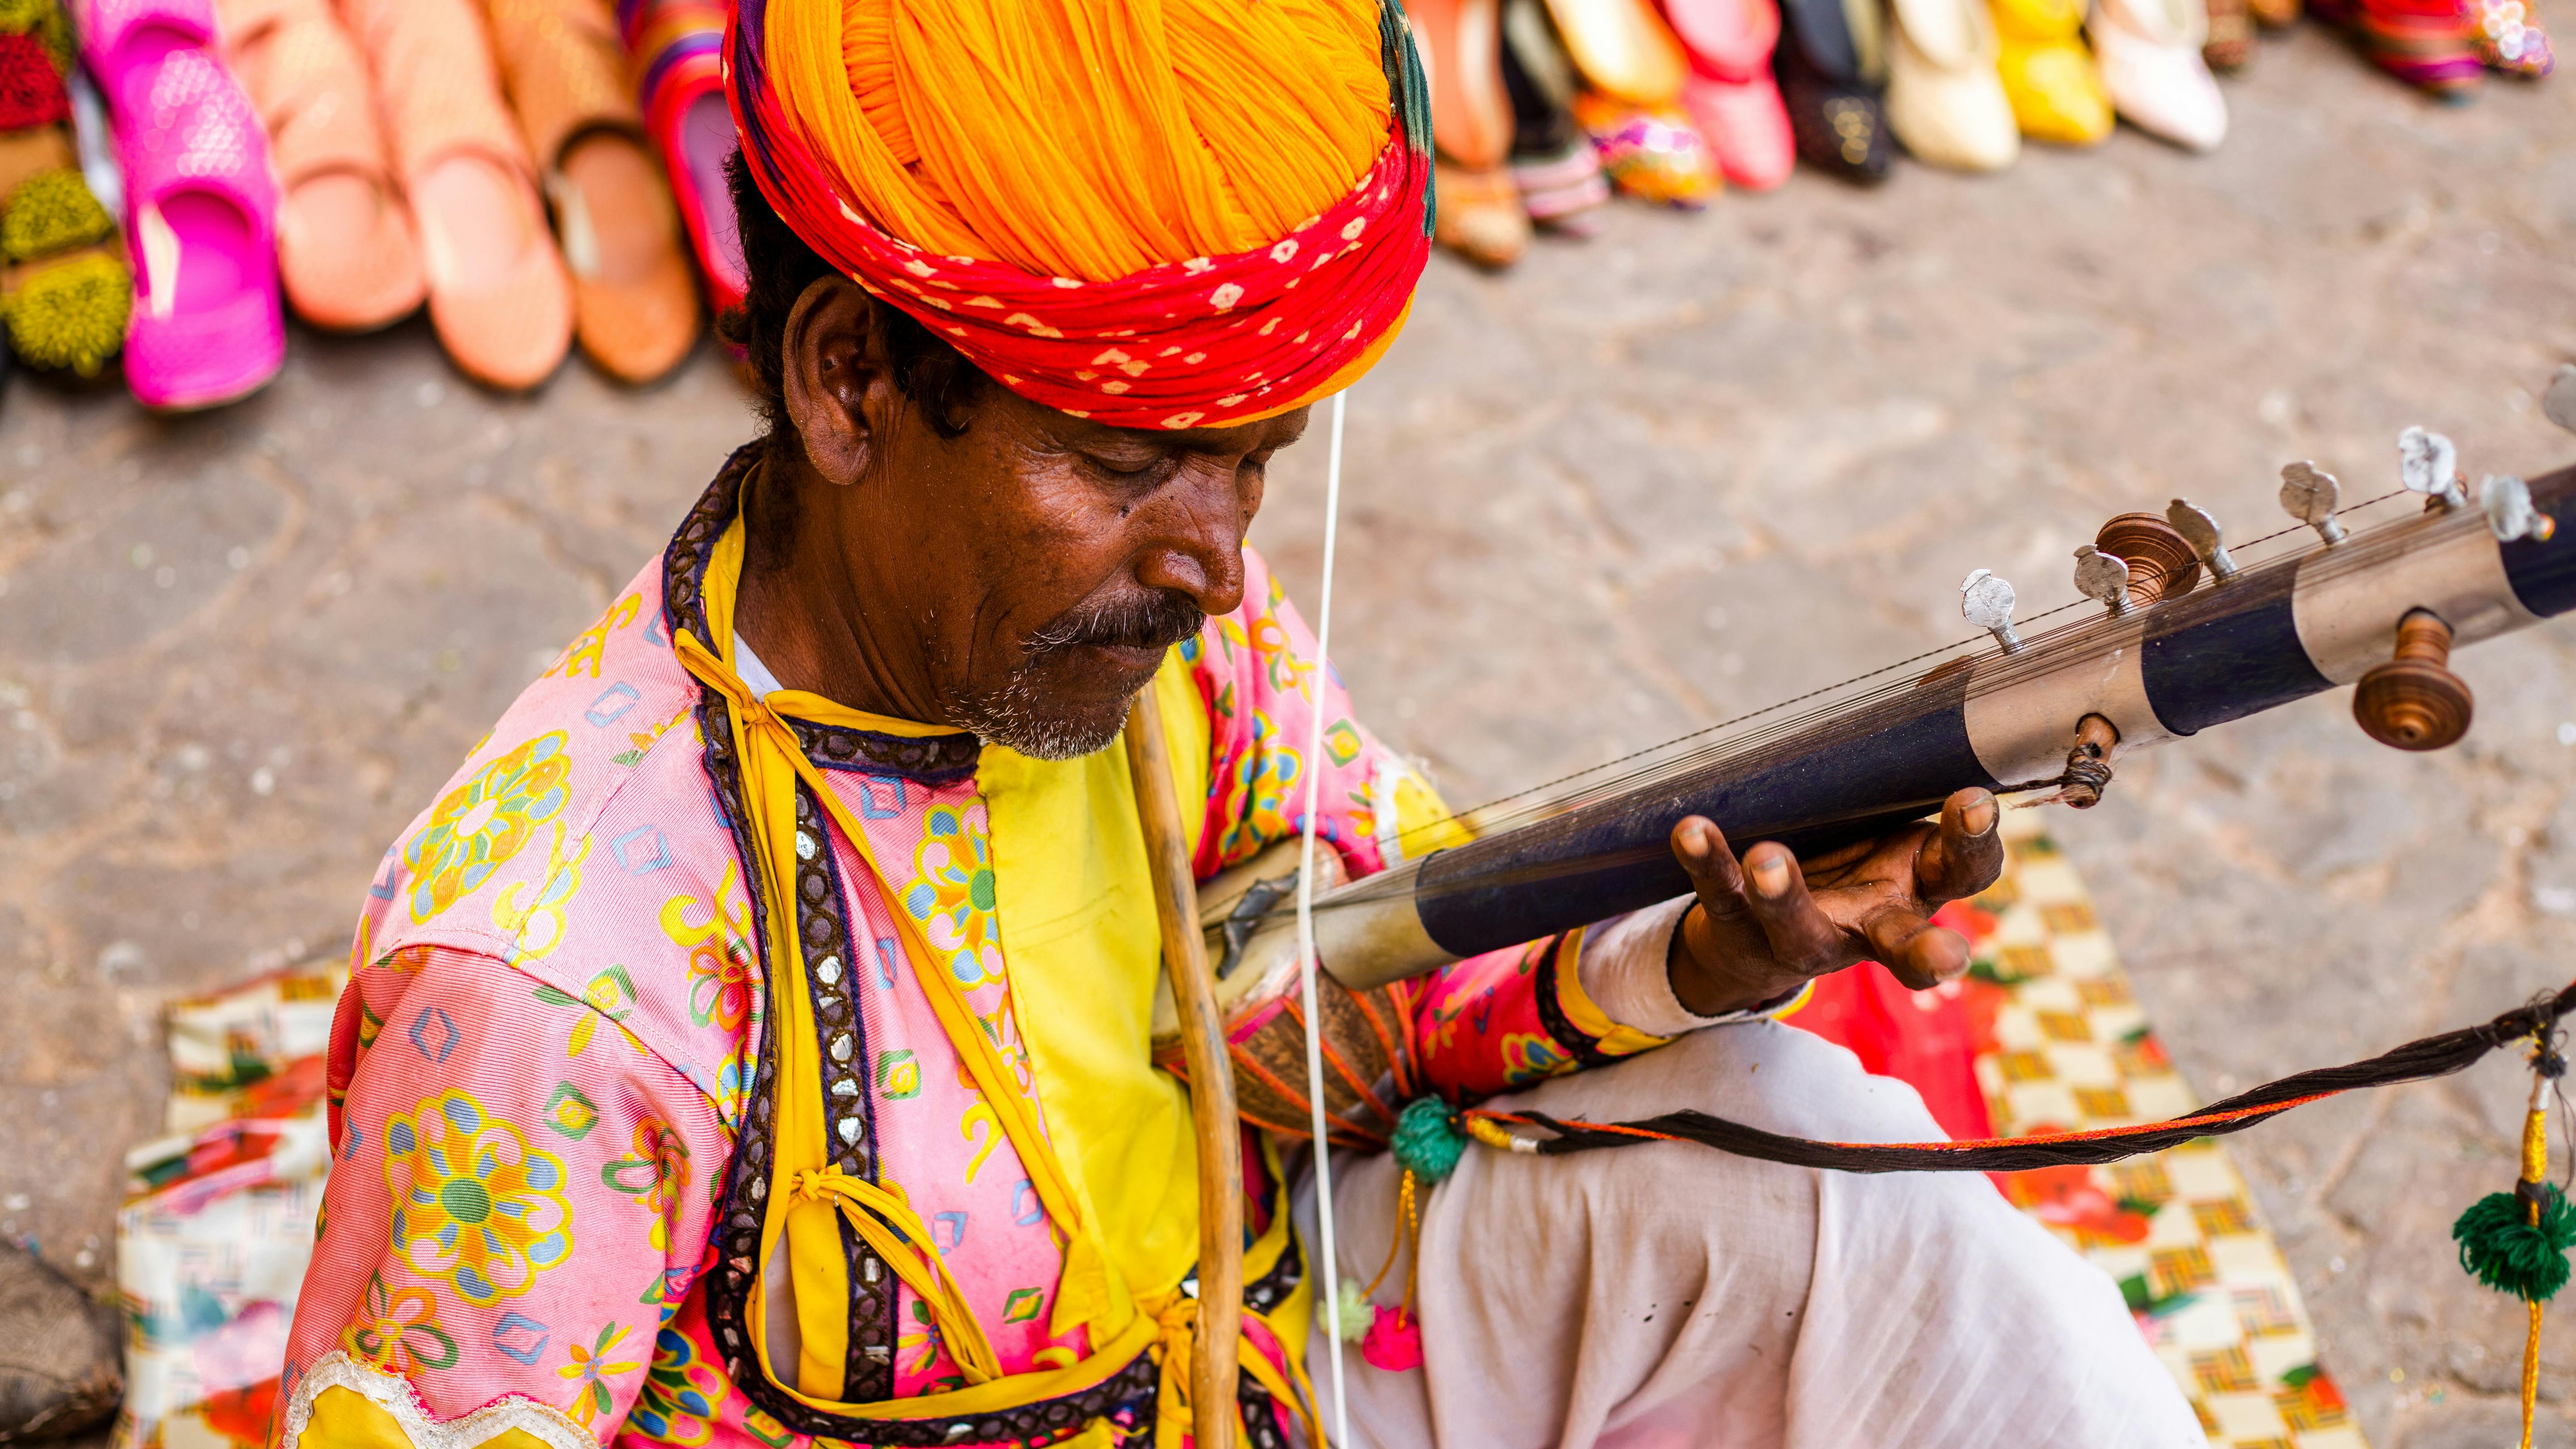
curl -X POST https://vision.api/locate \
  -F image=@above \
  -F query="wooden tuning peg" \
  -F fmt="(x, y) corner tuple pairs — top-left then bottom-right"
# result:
(2094, 511), (2201, 605)
(2352, 609), (2473, 751)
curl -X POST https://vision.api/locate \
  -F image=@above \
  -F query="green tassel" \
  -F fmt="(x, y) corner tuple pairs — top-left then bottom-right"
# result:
(1390, 1095), (1466, 1184)
(2453, 1183), (2576, 1302)
(4, 169), (114, 264)
(4, 250), (130, 377)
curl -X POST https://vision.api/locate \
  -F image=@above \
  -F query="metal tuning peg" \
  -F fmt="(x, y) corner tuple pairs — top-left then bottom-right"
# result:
(2073, 545), (2133, 615)
(2544, 365), (2576, 435)
(2280, 462), (2347, 544)
(2398, 426), (2467, 510)
(2353, 609), (2472, 751)
(1960, 569), (2023, 653)
(2165, 499), (2241, 584)
(2481, 474), (2558, 543)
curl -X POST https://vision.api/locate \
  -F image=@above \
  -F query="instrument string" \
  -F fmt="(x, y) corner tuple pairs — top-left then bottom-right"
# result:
(1295, 389), (1355, 1447)
(1286, 485), (2431, 917)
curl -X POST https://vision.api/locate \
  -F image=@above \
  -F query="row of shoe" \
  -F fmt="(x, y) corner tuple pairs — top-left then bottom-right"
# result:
(2303, 0), (2551, 95)
(1423, 0), (2553, 267)
(0, 0), (742, 410)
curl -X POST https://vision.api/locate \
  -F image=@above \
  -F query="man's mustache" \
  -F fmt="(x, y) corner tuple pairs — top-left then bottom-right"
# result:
(1023, 590), (1205, 657)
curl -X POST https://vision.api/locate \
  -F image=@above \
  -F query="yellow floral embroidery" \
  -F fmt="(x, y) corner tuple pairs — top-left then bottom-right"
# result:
(384, 1091), (573, 1306)
(602, 1118), (691, 1252)
(660, 861), (756, 1032)
(404, 733), (573, 923)
(559, 1323), (643, 1427)
(343, 1272), (459, 1375)
(547, 593), (642, 680)
(492, 822), (591, 964)
(902, 807), (1002, 991)
(1500, 1032), (1576, 1086)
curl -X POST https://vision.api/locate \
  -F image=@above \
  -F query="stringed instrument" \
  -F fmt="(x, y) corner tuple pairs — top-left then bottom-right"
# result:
(1150, 417), (2576, 1137)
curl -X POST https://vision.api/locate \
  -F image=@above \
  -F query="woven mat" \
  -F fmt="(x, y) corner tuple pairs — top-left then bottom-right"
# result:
(1970, 813), (2366, 1449)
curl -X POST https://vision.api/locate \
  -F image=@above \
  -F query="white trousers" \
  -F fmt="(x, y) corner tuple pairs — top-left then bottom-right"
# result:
(1299, 1019), (2205, 1449)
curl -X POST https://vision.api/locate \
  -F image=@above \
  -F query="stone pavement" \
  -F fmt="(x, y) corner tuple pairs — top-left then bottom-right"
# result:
(4, 24), (2574, 1446)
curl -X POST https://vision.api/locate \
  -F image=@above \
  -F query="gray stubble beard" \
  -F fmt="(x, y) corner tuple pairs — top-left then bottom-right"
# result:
(948, 663), (1147, 762)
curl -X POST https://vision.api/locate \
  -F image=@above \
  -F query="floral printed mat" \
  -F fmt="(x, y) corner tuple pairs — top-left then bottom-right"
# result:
(115, 969), (342, 1449)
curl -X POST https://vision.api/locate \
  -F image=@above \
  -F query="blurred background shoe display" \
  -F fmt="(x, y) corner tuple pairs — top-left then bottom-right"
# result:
(215, 0), (420, 334)
(1418, 0), (1534, 267)
(1993, 0), (2116, 142)
(2092, 0), (2231, 147)
(1501, 0), (1614, 229)
(1550, 0), (1729, 203)
(342, 0), (571, 391)
(616, 0), (742, 317)
(0, 0), (129, 381)
(483, 0), (697, 385)
(1661, 0), (1798, 189)
(1886, 0), (2022, 170)
(77, 0), (279, 410)
(0, 0), (2546, 389)
(1775, 0), (1896, 180)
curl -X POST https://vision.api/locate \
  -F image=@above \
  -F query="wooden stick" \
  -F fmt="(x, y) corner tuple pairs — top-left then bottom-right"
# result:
(1123, 694), (1242, 1447)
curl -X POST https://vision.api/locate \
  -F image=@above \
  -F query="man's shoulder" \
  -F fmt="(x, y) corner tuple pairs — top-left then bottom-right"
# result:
(350, 555), (761, 1118)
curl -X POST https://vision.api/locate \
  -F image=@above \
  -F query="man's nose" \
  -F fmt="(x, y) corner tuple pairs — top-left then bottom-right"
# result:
(1134, 464), (1247, 616)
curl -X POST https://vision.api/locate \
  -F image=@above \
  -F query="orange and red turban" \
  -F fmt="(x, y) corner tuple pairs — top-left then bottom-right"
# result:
(726, 0), (1433, 429)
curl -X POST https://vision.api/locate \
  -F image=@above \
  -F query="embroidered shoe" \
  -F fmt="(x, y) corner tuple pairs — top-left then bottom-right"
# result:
(2470, 0), (2554, 74)
(2091, 0), (2230, 149)
(1773, 0), (1894, 182)
(1885, 0), (2020, 171)
(1991, 0), (2114, 143)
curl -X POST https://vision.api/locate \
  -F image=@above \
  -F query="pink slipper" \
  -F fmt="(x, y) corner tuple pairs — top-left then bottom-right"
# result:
(1661, 0), (1797, 189)
(77, 0), (284, 409)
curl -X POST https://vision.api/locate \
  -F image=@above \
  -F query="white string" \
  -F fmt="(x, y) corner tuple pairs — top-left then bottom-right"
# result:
(1296, 389), (1352, 1448)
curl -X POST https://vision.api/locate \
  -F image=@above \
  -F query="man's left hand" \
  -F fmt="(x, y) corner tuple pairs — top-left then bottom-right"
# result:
(1662, 788), (2004, 1017)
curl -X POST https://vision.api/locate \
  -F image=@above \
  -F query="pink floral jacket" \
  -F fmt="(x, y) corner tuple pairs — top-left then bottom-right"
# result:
(280, 454), (1683, 1449)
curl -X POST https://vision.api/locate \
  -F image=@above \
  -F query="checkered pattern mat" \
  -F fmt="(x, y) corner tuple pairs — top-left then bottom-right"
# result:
(1973, 815), (2365, 1449)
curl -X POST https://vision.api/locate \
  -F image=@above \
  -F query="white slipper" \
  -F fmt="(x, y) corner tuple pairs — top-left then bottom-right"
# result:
(2090, 0), (2228, 151)
(1886, 0), (2020, 170)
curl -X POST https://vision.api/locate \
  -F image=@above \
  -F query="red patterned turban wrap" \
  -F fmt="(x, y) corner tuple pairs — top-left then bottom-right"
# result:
(725, 0), (1435, 430)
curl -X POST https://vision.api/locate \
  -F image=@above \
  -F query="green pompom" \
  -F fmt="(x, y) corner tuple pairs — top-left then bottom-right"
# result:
(3, 169), (113, 263)
(1330, 1278), (1372, 1343)
(4, 250), (130, 376)
(1390, 1095), (1466, 1184)
(2453, 1183), (2576, 1302)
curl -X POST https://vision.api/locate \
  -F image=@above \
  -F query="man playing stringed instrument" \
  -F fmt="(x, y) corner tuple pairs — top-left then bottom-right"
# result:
(277, 2), (2199, 1445)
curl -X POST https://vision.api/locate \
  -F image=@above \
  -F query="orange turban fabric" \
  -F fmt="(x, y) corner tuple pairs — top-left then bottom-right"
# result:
(728, 0), (1434, 428)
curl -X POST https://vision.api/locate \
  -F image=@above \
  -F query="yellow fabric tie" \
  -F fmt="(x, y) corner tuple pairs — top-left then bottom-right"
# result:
(1135, 1289), (1323, 1449)
(792, 1167), (1004, 1385)
(665, 495), (1309, 1436)
(672, 627), (1126, 1349)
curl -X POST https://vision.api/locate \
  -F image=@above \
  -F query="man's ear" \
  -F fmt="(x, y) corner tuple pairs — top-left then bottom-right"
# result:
(780, 275), (885, 485)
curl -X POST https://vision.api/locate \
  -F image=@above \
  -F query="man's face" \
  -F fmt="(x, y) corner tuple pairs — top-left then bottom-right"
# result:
(823, 381), (1308, 759)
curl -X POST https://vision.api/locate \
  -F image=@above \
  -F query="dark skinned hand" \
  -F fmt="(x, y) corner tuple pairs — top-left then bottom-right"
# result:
(1663, 787), (2005, 1017)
